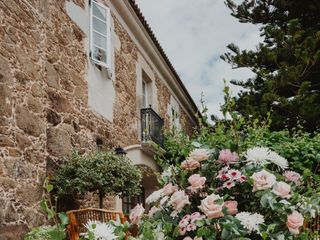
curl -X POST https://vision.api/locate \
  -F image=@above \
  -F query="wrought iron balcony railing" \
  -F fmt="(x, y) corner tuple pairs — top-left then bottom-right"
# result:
(141, 107), (164, 147)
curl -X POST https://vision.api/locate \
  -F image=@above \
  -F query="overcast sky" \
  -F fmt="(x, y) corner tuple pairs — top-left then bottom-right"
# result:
(135, 0), (261, 118)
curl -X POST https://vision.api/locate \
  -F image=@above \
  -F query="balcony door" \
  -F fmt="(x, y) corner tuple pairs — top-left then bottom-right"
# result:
(142, 80), (148, 108)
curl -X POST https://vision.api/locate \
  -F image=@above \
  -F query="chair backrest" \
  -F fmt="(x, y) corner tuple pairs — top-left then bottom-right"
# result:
(67, 208), (126, 240)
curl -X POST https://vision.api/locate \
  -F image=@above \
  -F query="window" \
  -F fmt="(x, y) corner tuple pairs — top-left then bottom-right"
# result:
(122, 188), (145, 215)
(89, 0), (111, 69)
(171, 107), (180, 129)
(142, 81), (148, 108)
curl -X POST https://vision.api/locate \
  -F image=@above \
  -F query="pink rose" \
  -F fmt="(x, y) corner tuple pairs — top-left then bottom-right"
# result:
(251, 170), (276, 192)
(163, 183), (178, 195)
(169, 190), (191, 216)
(181, 159), (200, 171)
(188, 174), (206, 192)
(188, 148), (210, 162)
(287, 211), (304, 235)
(199, 193), (224, 219)
(224, 200), (238, 215)
(218, 149), (239, 164)
(273, 181), (291, 199)
(183, 237), (193, 240)
(283, 171), (301, 185)
(129, 204), (145, 225)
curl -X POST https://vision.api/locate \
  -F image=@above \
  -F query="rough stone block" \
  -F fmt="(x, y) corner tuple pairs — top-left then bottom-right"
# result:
(46, 108), (61, 126)
(47, 125), (73, 158)
(16, 106), (45, 137)
(0, 224), (29, 240)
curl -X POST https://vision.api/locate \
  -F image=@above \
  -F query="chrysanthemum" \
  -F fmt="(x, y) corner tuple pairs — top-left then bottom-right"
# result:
(244, 147), (270, 166)
(267, 151), (288, 169)
(235, 212), (265, 234)
(84, 220), (117, 240)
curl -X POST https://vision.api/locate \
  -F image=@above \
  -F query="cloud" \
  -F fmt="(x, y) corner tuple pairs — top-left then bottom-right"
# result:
(135, 0), (260, 118)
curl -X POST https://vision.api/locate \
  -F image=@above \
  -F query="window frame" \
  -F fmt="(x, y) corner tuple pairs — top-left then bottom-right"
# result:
(89, 0), (111, 69)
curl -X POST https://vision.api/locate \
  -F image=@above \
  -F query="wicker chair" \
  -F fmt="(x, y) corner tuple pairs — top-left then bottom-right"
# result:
(67, 208), (126, 240)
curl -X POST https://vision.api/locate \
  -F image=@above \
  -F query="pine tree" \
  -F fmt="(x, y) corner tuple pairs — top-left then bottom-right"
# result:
(221, 0), (320, 132)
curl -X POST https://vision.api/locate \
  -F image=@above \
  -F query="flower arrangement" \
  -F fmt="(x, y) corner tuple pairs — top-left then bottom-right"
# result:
(82, 220), (130, 240)
(129, 145), (319, 240)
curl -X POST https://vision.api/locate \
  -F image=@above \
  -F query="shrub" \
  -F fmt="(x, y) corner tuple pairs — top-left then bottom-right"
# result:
(54, 151), (142, 208)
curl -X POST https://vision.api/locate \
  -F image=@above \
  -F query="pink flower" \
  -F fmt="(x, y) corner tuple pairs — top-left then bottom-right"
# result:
(190, 212), (205, 223)
(180, 227), (186, 235)
(223, 180), (235, 189)
(218, 149), (239, 165)
(273, 181), (291, 199)
(129, 204), (145, 225)
(182, 214), (191, 222)
(199, 193), (224, 219)
(287, 211), (304, 235)
(237, 175), (247, 183)
(226, 169), (242, 180)
(148, 206), (160, 217)
(179, 219), (189, 228)
(251, 170), (276, 192)
(181, 159), (200, 171)
(217, 167), (229, 181)
(183, 237), (193, 240)
(188, 174), (206, 192)
(169, 190), (191, 216)
(283, 171), (301, 185)
(224, 201), (238, 215)
(163, 183), (178, 195)
(186, 223), (197, 232)
(188, 148), (210, 162)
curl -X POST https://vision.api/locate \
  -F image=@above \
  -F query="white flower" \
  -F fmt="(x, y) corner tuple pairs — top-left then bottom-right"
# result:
(235, 212), (265, 234)
(154, 226), (165, 240)
(244, 147), (270, 166)
(146, 189), (163, 204)
(188, 148), (211, 162)
(245, 147), (288, 169)
(160, 196), (169, 206)
(148, 206), (161, 217)
(267, 151), (288, 169)
(161, 167), (173, 179)
(84, 220), (117, 240)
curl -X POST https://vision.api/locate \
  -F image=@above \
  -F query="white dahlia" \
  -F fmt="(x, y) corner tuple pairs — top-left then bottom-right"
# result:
(244, 147), (270, 166)
(84, 220), (117, 240)
(235, 212), (265, 234)
(267, 151), (288, 169)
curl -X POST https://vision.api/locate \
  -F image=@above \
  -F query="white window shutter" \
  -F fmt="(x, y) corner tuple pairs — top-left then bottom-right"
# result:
(90, 0), (111, 69)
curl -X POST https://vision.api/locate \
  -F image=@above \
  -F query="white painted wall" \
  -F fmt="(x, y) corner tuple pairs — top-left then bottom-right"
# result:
(66, 0), (116, 122)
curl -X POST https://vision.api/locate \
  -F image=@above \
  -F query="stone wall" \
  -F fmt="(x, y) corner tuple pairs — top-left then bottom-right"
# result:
(0, 0), (196, 238)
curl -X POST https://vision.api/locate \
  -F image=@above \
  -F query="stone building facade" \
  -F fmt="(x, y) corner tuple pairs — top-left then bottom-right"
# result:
(0, 0), (198, 238)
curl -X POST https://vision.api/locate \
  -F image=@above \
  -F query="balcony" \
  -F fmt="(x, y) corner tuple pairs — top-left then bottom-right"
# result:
(141, 107), (164, 148)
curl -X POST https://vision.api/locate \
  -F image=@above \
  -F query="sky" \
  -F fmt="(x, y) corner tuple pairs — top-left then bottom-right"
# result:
(135, 0), (261, 118)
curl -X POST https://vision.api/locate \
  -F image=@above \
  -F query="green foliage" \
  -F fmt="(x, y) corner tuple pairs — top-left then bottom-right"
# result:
(24, 178), (68, 240)
(222, 0), (320, 132)
(161, 86), (319, 194)
(54, 151), (142, 208)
